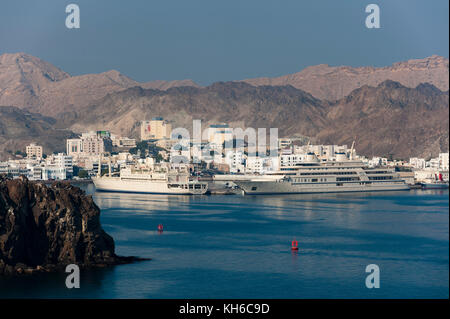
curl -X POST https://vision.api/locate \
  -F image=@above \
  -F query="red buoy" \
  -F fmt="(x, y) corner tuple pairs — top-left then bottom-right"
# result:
(291, 239), (299, 251)
(157, 224), (164, 232)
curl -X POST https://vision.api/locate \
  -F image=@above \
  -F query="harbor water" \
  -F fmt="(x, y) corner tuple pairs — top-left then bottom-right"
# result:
(0, 185), (448, 298)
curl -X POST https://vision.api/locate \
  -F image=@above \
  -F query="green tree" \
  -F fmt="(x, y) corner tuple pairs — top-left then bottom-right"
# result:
(78, 170), (88, 179)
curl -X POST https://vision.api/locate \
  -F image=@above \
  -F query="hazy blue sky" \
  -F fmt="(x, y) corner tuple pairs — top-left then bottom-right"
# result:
(0, 0), (448, 85)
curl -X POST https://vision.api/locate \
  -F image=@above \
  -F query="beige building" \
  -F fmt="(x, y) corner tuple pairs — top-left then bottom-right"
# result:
(141, 117), (172, 140)
(207, 124), (233, 145)
(156, 138), (178, 150)
(26, 143), (43, 159)
(66, 139), (83, 156)
(66, 136), (112, 157)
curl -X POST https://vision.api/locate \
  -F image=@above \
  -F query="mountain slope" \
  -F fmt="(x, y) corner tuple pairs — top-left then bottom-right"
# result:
(0, 106), (76, 160)
(58, 81), (448, 159)
(0, 53), (69, 109)
(58, 82), (329, 140)
(242, 55), (449, 101)
(318, 81), (449, 158)
(0, 53), (200, 115)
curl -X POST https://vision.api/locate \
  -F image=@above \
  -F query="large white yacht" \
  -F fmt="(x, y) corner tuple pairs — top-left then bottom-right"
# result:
(231, 153), (410, 195)
(93, 164), (208, 195)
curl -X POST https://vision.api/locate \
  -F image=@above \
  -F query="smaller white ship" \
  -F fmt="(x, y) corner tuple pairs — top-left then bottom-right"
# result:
(420, 173), (449, 189)
(93, 159), (208, 195)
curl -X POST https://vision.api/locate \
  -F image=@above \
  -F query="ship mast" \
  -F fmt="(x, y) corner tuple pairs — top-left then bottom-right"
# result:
(97, 154), (101, 177)
(350, 140), (356, 160)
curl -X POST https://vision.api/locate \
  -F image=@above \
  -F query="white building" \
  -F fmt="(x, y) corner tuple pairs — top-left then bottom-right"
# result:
(439, 152), (449, 171)
(224, 151), (245, 173)
(427, 158), (440, 170)
(246, 156), (264, 174)
(53, 153), (73, 178)
(409, 157), (426, 169)
(42, 165), (66, 180)
(246, 156), (278, 174)
(278, 138), (292, 150)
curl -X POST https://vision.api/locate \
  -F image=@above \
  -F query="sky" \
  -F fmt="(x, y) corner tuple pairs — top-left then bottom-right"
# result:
(0, 0), (448, 85)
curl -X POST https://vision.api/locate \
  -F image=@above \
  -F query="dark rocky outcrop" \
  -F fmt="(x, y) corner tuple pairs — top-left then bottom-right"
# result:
(0, 175), (146, 275)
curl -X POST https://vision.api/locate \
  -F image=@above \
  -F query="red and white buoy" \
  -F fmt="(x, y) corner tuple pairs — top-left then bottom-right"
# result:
(157, 224), (164, 232)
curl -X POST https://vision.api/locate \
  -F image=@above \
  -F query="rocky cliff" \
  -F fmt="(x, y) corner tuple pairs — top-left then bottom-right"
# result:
(0, 176), (144, 275)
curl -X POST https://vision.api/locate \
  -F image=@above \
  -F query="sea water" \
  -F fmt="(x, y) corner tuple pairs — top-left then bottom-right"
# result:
(1, 185), (448, 299)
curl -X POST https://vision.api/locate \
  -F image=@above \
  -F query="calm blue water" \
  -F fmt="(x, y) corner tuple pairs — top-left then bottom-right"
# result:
(1, 186), (448, 298)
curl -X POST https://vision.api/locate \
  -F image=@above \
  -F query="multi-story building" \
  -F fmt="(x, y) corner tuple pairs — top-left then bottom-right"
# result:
(207, 124), (233, 146)
(427, 158), (440, 170)
(25, 143), (43, 159)
(409, 157), (426, 169)
(53, 153), (73, 179)
(245, 155), (278, 174)
(278, 138), (292, 150)
(224, 151), (245, 173)
(42, 165), (67, 180)
(112, 136), (136, 148)
(66, 133), (112, 157)
(66, 139), (83, 156)
(439, 152), (449, 171)
(141, 117), (172, 140)
(246, 156), (264, 174)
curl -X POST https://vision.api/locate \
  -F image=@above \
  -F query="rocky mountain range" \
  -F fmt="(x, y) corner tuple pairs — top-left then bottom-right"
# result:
(58, 80), (448, 159)
(317, 81), (449, 158)
(0, 52), (448, 114)
(57, 82), (329, 140)
(241, 55), (449, 101)
(0, 52), (448, 160)
(0, 53), (199, 115)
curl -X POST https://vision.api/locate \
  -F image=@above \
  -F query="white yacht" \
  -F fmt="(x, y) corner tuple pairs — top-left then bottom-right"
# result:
(93, 165), (208, 195)
(233, 153), (409, 195)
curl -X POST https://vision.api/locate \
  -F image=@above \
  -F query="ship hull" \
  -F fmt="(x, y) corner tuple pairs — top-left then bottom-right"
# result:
(234, 180), (410, 195)
(92, 177), (208, 195)
(421, 182), (449, 189)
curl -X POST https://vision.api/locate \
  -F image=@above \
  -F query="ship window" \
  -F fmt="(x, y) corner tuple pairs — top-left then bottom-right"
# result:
(312, 179), (318, 182)
(195, 184), (201, 189)
(336, 183), (343, 186)
(251, 187), (257, 191)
